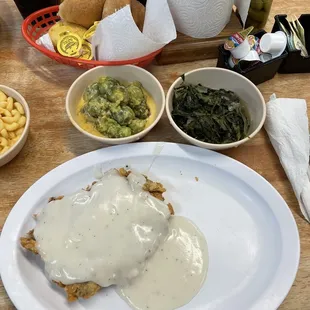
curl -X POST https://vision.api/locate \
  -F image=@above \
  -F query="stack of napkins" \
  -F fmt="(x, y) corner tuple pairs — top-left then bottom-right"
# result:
(264, 94), (310, 222)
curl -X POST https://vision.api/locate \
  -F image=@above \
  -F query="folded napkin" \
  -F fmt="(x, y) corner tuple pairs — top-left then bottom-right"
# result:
(264, 94), (310, 222)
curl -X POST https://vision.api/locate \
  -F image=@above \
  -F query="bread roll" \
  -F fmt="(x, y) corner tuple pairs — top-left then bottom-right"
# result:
(102, 0), (145, 31)
(102, 0), (130, 18)
(130, 0), (145, 31)
(59, 0), (106, 28)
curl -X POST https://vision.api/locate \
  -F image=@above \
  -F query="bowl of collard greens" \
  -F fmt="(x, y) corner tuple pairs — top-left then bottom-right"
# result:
(166, 68), (266, 150)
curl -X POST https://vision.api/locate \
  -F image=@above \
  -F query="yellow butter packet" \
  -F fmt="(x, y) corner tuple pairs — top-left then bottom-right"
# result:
(79, 41), (93, 60)
(83, 21), (100, 41)
(238, 26), (254, 40)
(57, 33), (82, 57)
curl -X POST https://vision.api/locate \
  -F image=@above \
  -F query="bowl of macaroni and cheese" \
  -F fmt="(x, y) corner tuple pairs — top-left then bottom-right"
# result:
(66, 65), (165, 145)
(0, 86), (30, 167)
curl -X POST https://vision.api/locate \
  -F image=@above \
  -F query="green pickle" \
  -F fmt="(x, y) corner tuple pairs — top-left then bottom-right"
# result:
(81, 76), (150, 138)
(245, 0), (273, 29)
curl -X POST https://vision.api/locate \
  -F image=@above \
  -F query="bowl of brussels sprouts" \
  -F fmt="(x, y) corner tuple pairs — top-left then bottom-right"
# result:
(66, 65), (165, 144)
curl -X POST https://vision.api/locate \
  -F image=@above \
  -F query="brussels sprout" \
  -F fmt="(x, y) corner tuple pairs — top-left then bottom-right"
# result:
(98, 76), (120, 97)
(110, 105), (135, 126)
(96, 116), (118, 137)
(118, 126), (132, 137)
(83, 82), (99, 102)
(131, 81), (143, 88)
(133, 103), (150, 119)
(96, 116), (132, 138)
(83, 113), (96, 123)
(127, 83), (146, 108)
(129, 119), (147, 134)
(82, 97), (110, 118)
(108, 86), (129, 104)
(83, 76), (151, 138)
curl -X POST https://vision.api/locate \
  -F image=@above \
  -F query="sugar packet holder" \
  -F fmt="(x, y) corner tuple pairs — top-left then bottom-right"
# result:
(217, 30), (288, 85)
(272, 14), (310, 73)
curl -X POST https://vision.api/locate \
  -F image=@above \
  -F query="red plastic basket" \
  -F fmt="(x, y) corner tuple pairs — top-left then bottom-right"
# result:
(22, 6), (162, 69)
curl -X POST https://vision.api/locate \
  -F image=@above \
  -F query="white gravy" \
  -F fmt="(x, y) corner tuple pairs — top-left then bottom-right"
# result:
(34, 169), (171, 287)
(118, 216), (209, 310)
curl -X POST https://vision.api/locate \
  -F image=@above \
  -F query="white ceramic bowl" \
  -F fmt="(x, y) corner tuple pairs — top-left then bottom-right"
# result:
(66, 65), (165, 145)
(0, 85), (30, 167)
(166, 68), (266, 150)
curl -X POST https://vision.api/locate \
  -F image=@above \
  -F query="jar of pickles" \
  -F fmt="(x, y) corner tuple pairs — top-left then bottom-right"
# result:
(245, 0), (273, 29)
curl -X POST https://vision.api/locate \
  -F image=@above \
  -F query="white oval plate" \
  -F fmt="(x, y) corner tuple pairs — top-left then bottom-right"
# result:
(0, 143), (300, 310)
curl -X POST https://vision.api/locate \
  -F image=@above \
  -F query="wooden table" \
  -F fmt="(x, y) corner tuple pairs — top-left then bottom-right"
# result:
(0, 0), (309, 309)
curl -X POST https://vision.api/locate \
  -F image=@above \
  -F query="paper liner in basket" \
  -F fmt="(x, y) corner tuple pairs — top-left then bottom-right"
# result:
(92, 0), (176, 61)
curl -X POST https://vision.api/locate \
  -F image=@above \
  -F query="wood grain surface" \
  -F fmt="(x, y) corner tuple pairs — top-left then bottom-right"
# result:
(0, 0), (310, 309)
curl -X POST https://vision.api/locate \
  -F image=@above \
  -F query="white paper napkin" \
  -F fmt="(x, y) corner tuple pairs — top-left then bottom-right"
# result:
(264, 94), (310, 222)
(167, 0), (251, 39)
(234, 0), (251, 26)
(36, 33), (56, 53)
(92, 0), (176, 61)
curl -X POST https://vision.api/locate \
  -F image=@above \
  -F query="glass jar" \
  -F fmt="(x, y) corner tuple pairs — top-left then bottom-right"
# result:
(245, 0), (274, 29)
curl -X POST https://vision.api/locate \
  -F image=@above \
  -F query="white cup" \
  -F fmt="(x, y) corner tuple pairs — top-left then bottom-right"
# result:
(228, 56), (235, 68)
(259, 31), (287, 57)
(230, 38), (251, 59)
(259, 53), (272, 63)
(241, 50), (260, 62)
(238, 50), (261, 70)
(228, 55), (239, 68)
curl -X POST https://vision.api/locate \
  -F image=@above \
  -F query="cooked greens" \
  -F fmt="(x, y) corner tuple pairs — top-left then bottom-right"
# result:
(171, 76), (250, 144)
(81, 76), (150, 138)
